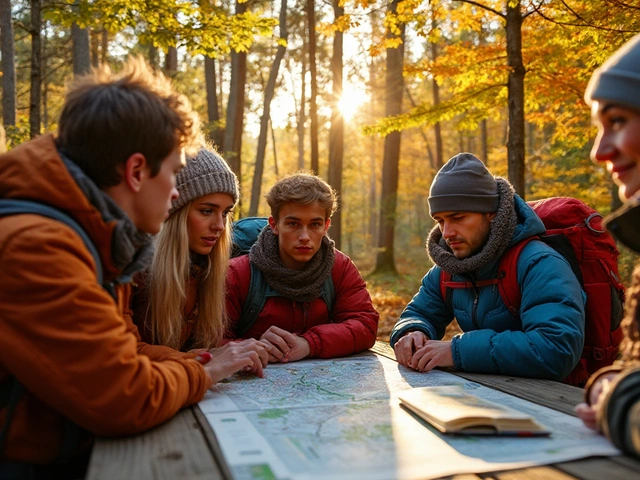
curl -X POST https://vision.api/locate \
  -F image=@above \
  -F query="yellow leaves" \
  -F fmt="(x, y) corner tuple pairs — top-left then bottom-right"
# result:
(317, 14), (358, 35)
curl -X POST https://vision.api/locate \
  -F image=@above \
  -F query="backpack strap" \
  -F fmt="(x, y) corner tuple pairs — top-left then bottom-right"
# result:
(236, 262), (273, 337)
(0, 199), (104, 284)
(236, 263), (336, 336)
(0, 198), (109, 463)
(439, 270), (500, 307)
(495, 237), (538, 317)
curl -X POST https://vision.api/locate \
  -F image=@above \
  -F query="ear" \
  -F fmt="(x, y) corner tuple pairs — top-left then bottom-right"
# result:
(323, 218), (331, 234)
(487, 212), (497, 222)
(268, 215), (278, 234)
(122, 153), (149, 193)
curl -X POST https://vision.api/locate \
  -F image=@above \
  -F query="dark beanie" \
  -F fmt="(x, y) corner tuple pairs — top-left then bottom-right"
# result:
(428, 153), (499, 216)
(585, 33), (640, 112)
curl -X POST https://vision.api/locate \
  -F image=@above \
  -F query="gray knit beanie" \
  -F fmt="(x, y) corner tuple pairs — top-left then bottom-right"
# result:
(428, 153), (499, 216)
(585, 33), (640, 112)
(169, 148), (239, 215)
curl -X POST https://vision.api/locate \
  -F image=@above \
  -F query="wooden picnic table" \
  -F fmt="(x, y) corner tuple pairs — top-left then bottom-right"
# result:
(86, 341), (640, 479)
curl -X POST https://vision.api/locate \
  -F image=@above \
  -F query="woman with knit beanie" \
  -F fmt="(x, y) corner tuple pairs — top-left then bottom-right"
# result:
(131, 147), (268, 382)
(576, 33), (640, 457)
(224, 172), (378, 363)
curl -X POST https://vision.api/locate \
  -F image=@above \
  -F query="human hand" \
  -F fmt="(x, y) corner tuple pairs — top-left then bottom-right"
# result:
(407, 340), (453, 372)
(200, 340), (267, 386)
(587, 372), (618, 406)
(575, 403), (599, 431)
(393, 331), (429, 366)
(575, 371), (619, 430)
(259, 326), (310, 363)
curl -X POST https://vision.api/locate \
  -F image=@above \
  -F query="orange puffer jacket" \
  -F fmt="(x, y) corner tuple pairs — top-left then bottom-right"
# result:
(0, 135), (211, 465)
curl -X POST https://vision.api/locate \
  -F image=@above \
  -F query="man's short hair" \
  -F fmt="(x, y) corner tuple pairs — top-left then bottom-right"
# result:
(56, 56), (201, 189)
(265, 172), (338, 221)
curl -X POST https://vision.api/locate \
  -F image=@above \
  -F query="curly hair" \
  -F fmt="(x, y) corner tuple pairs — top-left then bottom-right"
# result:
(265, 171), (338, 220)
(621, 264), (640, 364)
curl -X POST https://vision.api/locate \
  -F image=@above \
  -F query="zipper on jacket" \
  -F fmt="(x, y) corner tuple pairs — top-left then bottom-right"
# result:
(471, 285), (480, 329)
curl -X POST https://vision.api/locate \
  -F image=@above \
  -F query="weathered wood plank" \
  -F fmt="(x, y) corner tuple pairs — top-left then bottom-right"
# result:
(372, 341), (583, 416)
(86, 408), (224, 480)
(554, 457), (639, 480)
(481, 465), (578, 479)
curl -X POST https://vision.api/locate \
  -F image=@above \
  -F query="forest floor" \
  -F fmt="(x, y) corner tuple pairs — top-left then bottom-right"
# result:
(355, 249), (460, 343)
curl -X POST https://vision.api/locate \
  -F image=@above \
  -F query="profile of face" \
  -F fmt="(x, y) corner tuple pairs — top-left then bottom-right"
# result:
(187, 192), (235, 255)
(134, 147), (184, 234)
(591, 101), (640, 202)
(269, 201), (330, 271)
(432, 211), (496, 259)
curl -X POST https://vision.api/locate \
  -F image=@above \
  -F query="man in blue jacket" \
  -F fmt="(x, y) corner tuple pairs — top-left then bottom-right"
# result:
(391, 153), (585, 380)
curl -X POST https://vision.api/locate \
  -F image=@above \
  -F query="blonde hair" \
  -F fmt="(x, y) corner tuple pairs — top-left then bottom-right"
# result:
(146, 203), (232, 350)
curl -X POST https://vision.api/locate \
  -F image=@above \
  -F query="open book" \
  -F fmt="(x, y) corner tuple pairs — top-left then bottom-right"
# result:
(398, 385), (550, 436)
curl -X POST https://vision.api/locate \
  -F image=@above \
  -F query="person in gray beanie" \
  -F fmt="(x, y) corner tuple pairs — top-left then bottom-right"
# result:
(576, 34), (640, 458)
(131, 146), (268, 378)
(391, 153), (585, 381)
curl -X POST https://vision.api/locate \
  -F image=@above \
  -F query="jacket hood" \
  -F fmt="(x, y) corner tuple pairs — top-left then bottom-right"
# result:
(0, 134), (121, 279)
(510, 195), (546, 245)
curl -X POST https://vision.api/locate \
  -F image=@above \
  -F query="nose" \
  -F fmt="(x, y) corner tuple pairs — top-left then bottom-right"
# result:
(441, 221), (455, 239)
(299, 227), (311, 242)
(591, 131), (616, 164)
(210, 213), (225, 232)
(170, 186), (179, 202)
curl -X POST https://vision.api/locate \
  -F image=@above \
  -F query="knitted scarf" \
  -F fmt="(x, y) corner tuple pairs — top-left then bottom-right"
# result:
(427, 177), (517, 275)
(249, 227), (336, 302)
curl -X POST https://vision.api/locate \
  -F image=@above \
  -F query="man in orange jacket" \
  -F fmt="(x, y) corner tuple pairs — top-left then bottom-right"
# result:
(0, 58), (263, 479)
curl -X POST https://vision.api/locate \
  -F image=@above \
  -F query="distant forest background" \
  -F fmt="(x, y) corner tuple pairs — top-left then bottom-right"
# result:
(2, 0), (639, 337)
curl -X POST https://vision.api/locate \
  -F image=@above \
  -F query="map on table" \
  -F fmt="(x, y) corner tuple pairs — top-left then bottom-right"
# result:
(199, 353), (619, 480)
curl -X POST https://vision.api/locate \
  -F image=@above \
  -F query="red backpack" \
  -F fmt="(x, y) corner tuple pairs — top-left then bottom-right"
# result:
(440, 197), (626, 387)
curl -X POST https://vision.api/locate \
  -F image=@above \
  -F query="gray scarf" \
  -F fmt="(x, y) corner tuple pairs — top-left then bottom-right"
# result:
(61, 154), (154, 283)
(249, 227), (336, 302)
(427, 177), (517, 275)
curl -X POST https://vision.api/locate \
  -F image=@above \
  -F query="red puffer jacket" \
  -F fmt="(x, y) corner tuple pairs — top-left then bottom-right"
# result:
(225, 252), (379, 358)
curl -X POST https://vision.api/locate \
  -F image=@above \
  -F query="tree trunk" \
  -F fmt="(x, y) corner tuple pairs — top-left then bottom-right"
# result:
(205, 56), (223, 149)
(307, 0), (319, 174)
(1, 0), (16, 128)
(505, 0), (526, 197)
(29, 0), (41, 138)
(297, 29), (307, 170)
(165, 46), (178, 76)
(100, 29), (108, 65)
(270, 117), (278, 176)
(431, 27), (443, 170)
(224, 1), (248, 181)
(249, 0), (287, 216)
(481, 118), (489, 165)
(327, 0), (344, 249)
(72, 23), (91, 76)
(374, 0), (404, 275)
(148, 44), (159, 70)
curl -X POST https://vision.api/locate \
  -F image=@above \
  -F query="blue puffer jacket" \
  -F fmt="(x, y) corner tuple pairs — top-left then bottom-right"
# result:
(390, 196), (585, 381)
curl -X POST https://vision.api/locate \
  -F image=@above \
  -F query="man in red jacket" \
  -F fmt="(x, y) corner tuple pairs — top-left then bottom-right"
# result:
(0, 57), (262, 479)
(225, 173), (379, 362)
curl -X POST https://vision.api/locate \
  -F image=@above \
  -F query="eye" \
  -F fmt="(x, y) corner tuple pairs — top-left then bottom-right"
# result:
(223, 209), (233, 218)
(200, 209), (213, 216)
(287, 221), (299, 227)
